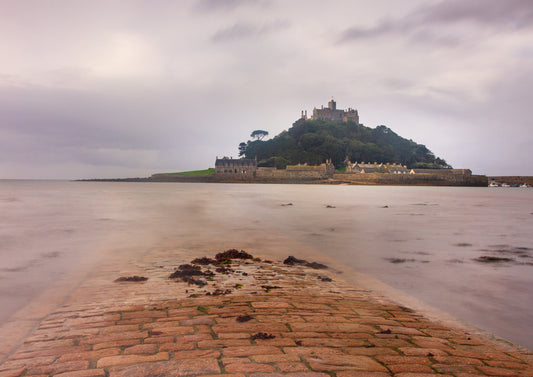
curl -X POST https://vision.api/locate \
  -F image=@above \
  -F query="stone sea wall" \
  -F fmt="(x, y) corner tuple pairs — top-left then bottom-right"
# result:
(332, 172), (488, 186)
(148, 171), (488, 186)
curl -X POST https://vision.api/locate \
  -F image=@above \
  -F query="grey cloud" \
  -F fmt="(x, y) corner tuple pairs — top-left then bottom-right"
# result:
(194, 0), (269, 13)
(412, 0), (533, 28)
(211, 20), (290, 43)
(340, 0), (533, 43)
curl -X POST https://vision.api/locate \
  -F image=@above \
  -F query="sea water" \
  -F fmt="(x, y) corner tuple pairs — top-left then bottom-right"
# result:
(0, 181), (532, 348)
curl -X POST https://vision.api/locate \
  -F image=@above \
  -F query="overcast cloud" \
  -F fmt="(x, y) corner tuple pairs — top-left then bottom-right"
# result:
(0, 0), (531, 179)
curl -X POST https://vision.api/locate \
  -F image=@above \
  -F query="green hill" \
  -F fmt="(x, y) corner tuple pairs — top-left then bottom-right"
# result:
(241, 119), (451, 170)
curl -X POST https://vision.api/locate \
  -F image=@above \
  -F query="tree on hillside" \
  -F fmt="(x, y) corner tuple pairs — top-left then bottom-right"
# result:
(250, 130), (269, 141)
(238, 142), (247, 157)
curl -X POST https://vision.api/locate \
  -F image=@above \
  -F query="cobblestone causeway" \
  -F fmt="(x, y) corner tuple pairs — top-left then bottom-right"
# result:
(0, 249), (532, 377)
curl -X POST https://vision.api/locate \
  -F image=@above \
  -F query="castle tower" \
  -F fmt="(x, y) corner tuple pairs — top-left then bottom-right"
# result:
(328, 99), (336, 110)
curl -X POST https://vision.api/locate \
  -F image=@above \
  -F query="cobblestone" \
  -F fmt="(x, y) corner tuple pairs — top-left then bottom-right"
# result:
(0, 252), (532, 377)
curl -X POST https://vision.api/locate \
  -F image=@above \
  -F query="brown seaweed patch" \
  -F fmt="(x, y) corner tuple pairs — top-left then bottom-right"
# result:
(474, 256), (514, 263)
(494, 247), (532, 258)
(169, 264), (214, 279)
(186, 278), (207, 287)
(215, 249), (253, 261)
(191, 257), (216, 265)
(115, 276), (148, 282)
(384, 258), (416, 264)
(207, 289), (232, 296)
(283, 255), (328, 269)
(215, 266), (233, 274)
(261, 285), (281, 292)
(236, 315), (253, 322)
(251, 332), (276, 340)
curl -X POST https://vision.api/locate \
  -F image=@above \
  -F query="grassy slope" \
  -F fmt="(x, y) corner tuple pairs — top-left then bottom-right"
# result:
(165, 168), (215, 176)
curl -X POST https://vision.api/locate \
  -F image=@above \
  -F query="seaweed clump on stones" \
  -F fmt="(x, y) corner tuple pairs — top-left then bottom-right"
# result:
(115, 276), (148, 282)
(169, 264), (214, 280)
(236, 315), (253, 322)
(283, 256), (306, 265)
(283, 255), (328, 269)
(215, 266), (233, 274)
(251, 332), (276, 340)
(215, 249), (254, 262)
(474, 256), (514, 263)
(191, 257), (216, 265)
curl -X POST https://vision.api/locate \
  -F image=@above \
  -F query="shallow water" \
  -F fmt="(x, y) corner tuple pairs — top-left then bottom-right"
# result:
(1, 181), (532, 349)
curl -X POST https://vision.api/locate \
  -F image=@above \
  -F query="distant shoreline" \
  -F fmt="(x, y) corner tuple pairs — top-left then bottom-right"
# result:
(74, 173), (522, 187)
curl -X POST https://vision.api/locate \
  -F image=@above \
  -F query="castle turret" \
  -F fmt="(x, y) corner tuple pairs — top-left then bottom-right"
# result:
(307, 99), (360, 124)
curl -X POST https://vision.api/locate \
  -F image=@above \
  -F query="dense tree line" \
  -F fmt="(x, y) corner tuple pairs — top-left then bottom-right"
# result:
(239, 119), (451, 170)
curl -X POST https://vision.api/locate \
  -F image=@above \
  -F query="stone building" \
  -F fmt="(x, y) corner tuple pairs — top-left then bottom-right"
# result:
(345, 161), (409, 174)
(410, 169), (472, 176)
(256, 161), (335, 180)
(301, 99), (359, 123)
(215, 157), (257, 175)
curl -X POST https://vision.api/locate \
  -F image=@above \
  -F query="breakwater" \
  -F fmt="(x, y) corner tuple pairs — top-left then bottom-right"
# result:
(149, 172), (488, 186)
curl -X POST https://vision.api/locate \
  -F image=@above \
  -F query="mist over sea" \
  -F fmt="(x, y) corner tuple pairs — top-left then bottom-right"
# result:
(1, 181), (532, 349)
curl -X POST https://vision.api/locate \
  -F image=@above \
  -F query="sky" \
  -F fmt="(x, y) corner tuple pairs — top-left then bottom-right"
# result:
(1, 0), (532, 179)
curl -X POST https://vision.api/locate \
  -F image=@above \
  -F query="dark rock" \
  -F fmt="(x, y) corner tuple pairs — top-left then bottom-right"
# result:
(283, 256), (306, 265)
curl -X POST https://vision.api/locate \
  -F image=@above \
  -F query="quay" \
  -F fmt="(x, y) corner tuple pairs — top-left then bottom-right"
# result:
(0, 247), (532, 377)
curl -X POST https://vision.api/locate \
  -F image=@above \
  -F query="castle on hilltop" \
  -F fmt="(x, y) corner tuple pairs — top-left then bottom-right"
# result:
(301, 99), (359, 124)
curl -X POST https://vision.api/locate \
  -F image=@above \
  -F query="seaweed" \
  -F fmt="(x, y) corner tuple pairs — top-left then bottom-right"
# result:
(283, 256), (306, 265)
(197, 306), (209, 313)
(236, 315), (253, 322)
(186, 278), (207, 287)
(115, 276), (148, 282)
(261, 285), (281, 292)
(251, 332), (276, 340)
(283, 255), (328, 269)
(170, 264), (214, 278)
(191, 257), (216, 265)
(209, 289), (232, 296)
(474, 256), (514, 263)
(215, 266), (233, 274)
(384, 258), (416, 264)
(215, 249), (254, 261)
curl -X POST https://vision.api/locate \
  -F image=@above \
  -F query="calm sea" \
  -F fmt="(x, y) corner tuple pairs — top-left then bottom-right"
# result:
(1, 181), (532, 349)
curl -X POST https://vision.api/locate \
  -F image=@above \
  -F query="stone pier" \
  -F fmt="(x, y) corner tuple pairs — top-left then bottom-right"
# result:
(0, 248), (532, 377)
